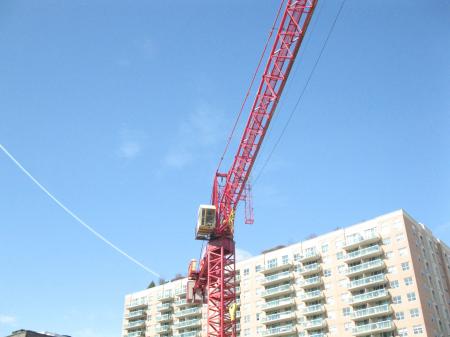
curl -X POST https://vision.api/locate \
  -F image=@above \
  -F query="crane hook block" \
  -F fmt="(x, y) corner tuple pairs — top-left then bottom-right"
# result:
(196, 205), (217, 240)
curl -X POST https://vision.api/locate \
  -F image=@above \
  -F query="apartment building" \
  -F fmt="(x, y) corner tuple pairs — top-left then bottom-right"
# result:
(122, 209), (450, 337)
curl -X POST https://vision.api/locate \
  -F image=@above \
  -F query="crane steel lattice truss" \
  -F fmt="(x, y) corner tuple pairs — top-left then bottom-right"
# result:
(190, 1), (318, 336)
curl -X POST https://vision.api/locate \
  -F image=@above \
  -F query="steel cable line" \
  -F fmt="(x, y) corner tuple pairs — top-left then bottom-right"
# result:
(253, 0), (348, 185)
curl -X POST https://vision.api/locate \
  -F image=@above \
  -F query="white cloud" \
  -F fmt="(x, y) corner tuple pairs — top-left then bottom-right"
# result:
(117, 129), (146, 160)
(0, 314), (16, 325)
(163, 102), (225, 169)
(236, 248), (253, 262)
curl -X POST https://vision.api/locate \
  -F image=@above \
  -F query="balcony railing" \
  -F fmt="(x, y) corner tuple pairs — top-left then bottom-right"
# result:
(174, 318), (202, 329)
(298, 263), (321, 275)
(173, 332), (202, 337)
(303, 304), (325, 315)
(262, 271), (294, 285)
(299, 276), (322, 288)
(126, 332), (145, 337)
(155, 325), (171, 333)
(351, 289), (390, 306)
(352, 304), (392, 320)
(344, 233), (380, 250)
(156, 303), (173, 311)
(262, 262), (294, 274)
(348, 273), (387, 290)
(346, 259), (385, 276)
(127, 301), (148, 309)
(262, 311), (296, 324)
(303, 318), (327, 330)
(261, 284), (294, 298)
(299, 251), (321, 263)
(175, 307), (202, 318)
(126, 309), (147, 318)
(126, 320), (145, 329)
(344, 245), (382, 262)
(352, 320), (395, 336)
(262, 298), (296, 310)
(155, 314), (173, 322)
(301, 290), (324, 301)
(261, 324), (296, 337)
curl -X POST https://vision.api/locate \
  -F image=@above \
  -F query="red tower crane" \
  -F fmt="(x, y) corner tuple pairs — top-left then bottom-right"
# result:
(187, 1), (318, 337)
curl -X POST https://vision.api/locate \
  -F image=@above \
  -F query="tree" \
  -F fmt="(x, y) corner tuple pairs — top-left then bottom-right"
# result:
(147, 281), (156, 288)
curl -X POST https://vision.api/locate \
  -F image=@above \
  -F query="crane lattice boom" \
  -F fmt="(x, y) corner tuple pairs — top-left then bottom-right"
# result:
(188, 1), (318, 337)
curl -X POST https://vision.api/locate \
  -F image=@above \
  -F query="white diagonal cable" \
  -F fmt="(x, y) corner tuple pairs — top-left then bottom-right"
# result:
(0, 143), (160, 277)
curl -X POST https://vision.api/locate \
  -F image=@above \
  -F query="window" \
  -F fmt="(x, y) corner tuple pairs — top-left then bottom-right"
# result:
(404, 277), (413, 286)
(396, 233), (405, 242)
(390, 280), (399, 288)
(396, 311), (405, 320)
(410, 308), (420, 318)
(324, 269), (332, 277)
(413, 325), (424, 334)
(388, 266), (397, 274)
(244, 328), (250, 336)
(342, 307), (351, 317)
(321, 244), (329, 253)
(407, 292), (416, 301)
(255, 264), (262, 272)
(399, 247), (408, 257)
(398, 328), (408, 337)
(267, 258), (277, 269)
(338, 265), (346, 274)
(383, 237), (391, 245)
(243, 315), (250, 323)
(336, 251), (344, 260)
(282, 255), (289, 265)
(243, 268), (250, 277)
(344, 322), (352, 331)
(393, 295), (402, 304)
(386, 251), (393, 258)
(401, 262), (410, 271)
(294, 253), (301, 262)
(256, 313), (260, 321)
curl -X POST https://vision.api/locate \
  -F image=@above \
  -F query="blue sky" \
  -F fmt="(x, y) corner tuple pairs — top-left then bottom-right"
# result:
(0, 0), (449, 336)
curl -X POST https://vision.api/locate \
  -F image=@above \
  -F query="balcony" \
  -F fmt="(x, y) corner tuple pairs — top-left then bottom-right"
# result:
(262, 262), (294, 274)
(175, 287), (187, 296)
(159, 293), (175, 302)
(346, 259), (385, 277)
(309, 334), (328, 337)
(126, 309), (147, 319)
(303, 318), (327, 330)
(299, 251), (321, 263)
(175, 307), (202, 318)
(126, 332), (145, 337)
(156, 314), (173, 323)
(127, 301), (148, 309)
(350, 289), (390, 305)
(352, 304), (392, 320)
(352, 320), (395, 336)
(344, 245), (383, 263)
(261, 324), (297, 337)
(343, 233), (380, 250)
(299, 276), (323, 289)
(174, 318), (202, 329)
(262, 311), (296, 324)
(261, 284), (295, 299)
(262, 271), (294, 286)
(299, 263), (321, 276)
(348, 274), (387, 291)
(157, 303), (173, 312)
(262, 298), (296, 311)
(173, 332), (202, 337)
(301, 290), (324, 302)
(126, 320), (145, 330)
(303, 304), (326, 316)
(155, 325), (172, 333)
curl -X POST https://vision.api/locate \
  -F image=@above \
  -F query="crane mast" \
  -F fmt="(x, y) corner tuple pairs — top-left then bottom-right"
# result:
(188, 1), (318, 337)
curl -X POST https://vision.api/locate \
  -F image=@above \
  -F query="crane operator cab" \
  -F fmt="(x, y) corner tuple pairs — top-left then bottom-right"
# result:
(195, 205), (217, 240)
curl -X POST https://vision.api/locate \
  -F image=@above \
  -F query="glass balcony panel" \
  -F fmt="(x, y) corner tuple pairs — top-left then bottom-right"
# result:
(352, 320), (395, 336)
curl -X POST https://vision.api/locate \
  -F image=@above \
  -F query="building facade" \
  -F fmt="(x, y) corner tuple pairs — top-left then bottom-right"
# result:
(122, 210), (450, 337)
(6, 330), (71, 337)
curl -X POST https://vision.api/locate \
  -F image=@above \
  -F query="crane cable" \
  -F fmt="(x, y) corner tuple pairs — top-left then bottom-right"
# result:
(254, 0), (347, 185)
(216, 0), (286, 174)
(0, 144), (161, 277)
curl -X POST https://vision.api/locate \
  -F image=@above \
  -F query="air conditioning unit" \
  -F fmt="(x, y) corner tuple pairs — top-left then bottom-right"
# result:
(195, 205), (216, 240)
